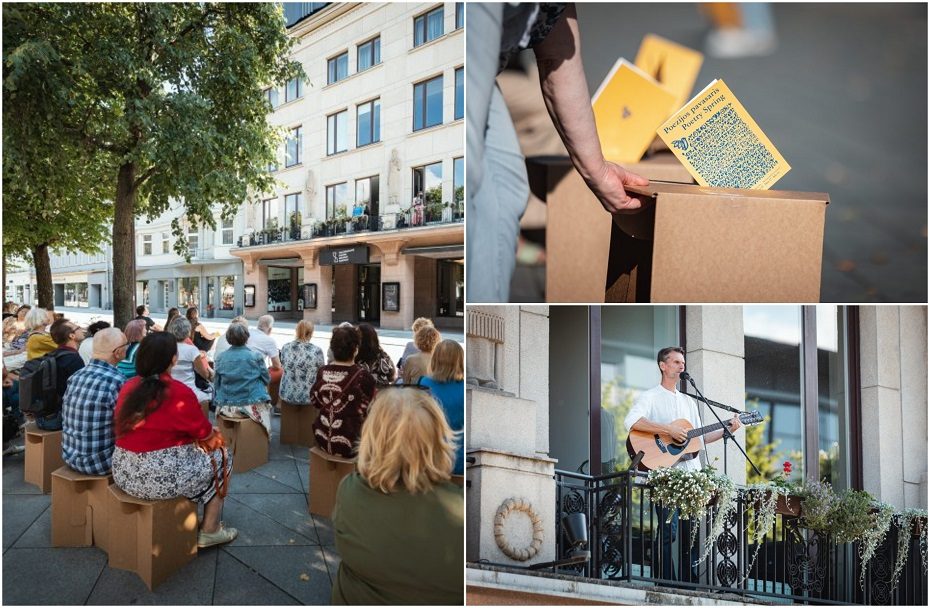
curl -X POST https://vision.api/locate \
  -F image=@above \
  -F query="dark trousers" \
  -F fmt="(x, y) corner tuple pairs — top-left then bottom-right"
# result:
(654, 504), (700, 582)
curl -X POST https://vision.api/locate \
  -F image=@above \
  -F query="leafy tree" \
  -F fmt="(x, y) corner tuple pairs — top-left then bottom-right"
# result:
(3, 3), (301, 327)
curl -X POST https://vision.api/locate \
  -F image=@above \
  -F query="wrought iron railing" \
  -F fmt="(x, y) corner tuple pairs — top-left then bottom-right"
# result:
(235, 210), (464, 248)
(552, 469), (927, 605)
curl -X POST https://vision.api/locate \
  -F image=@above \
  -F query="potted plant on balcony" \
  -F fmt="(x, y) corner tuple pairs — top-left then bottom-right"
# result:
(334, 207), (349, 234)
(891, 508), (928, 589)
(288, 211), (302, 240)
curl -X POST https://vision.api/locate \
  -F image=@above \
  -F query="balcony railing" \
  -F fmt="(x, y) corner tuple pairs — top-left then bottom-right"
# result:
(236, 207), (464, 249)
(551, 469), (927, 605)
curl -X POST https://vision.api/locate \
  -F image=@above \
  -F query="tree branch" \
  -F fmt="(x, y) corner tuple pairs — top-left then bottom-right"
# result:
(132, 165), (158, 190)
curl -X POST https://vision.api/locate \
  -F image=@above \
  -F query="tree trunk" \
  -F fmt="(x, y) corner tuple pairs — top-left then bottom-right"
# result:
(31, 243), (54, 311)
(112, 162), (137, 329)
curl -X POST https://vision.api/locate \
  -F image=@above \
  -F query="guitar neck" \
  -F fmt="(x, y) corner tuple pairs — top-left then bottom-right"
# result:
(686, 419), (732, 439)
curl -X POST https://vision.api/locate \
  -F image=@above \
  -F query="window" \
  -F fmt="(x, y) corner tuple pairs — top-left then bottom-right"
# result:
(221, 218), (234, 245)
(221, 276), (236, 310)
(284, 193), (302, 231)
(358, 37), (380, 72)
(455, 2), (464, 29)
(265, 87), (280, 109)
(187, 226), (199, 251)
(437, 259), (464, 317)
(414, 6), (444, 47)
(262, 198), (279, 230)
(355, 175), (379, 210)
(413, 161), (443, 204)
(454, 67), (464, 120)
(286, 126), (302, 167)
(162, 232), (170, 254)
(356, 99), (380, 147)
(142, 234), (152, 256)
(327, 52), (348, 84)
(325, 182), (349, 219)
(413, 75), (443, 131)
(453, 157), (464, 206)
(327, 110), (348, 155)
(285, 77), (302, 103)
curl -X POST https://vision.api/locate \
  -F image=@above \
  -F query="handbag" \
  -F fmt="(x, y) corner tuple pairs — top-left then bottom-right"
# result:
(196, 431), (229, 499)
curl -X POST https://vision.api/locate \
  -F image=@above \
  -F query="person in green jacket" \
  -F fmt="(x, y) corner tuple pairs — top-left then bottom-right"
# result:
(331, 387), (463, 605)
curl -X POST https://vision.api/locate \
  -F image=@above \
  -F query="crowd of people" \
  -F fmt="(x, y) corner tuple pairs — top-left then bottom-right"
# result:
(2, 301), (463, 602)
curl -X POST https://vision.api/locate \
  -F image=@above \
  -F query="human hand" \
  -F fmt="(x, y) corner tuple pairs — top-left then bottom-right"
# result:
(728, 414), (742, 432)
(666, 424), (688, 444)
(584, 161), (650, 214)
(2, 376), (13, 388)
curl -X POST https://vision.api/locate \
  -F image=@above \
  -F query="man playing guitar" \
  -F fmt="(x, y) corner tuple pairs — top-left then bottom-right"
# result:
(623, 346), (741, 582)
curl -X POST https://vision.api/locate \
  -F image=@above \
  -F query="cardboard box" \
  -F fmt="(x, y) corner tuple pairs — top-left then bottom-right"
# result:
(526, 153), (694, 303)
(308, 447), (355, 518)
(106, 485), (197, 590)
(51, 466), (113, 550)
(218, 415), (269, 473)
(23, 424), (64, 493)
(611, 182), (830, 302)
(280, 403), (318, 448)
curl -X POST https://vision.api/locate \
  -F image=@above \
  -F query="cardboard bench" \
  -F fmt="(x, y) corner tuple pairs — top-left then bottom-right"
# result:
(218, 415), (269, 473)
(106, 485), (198, 590)
(23, 424), (65, 493)
(611, 182), (830, 302)
(51, 466), (113, 550)
(526, 153), (694, 303)
(309, 447), (355, 518)
(279, 404), (318, 448)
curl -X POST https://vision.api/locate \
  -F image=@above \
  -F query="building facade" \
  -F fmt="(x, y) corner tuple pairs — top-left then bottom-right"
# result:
(466, 305), (928, 605)
(231, 2), (464, 331)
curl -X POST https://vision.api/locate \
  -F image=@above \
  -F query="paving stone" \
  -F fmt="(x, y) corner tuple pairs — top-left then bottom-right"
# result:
(321, 544), (342, 584)
(231, 492), (317, 543)
(3, 495), (50, 551)
(11, 505), (52, 548)
(2, 455), (45, 495)
(2, 547), (106, 604)
(224, 545), (334, 605)
(311, 514), (335, 547)
(229, 469), (304, 494)
(250, 458), (304, 492)
(86, 549), (217, 605)
(213, 549), (300, 605)
(222, 495), (317, 547)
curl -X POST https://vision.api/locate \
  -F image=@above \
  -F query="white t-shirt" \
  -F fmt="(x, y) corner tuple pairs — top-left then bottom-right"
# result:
(624, 384), (703, 471)
(247, 331), (279, 366)
(78, 336), (95, 364)
(171, 342), (210, 402)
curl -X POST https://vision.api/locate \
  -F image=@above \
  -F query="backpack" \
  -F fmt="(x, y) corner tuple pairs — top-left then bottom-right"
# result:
(18, 350), (69, 417)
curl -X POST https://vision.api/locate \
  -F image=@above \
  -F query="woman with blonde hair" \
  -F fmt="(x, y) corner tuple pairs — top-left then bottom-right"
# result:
(398, 316), (433, 370)
(279, 319), (325, 414)
(23, 308), (58, 360)
(400, 325), (441, 384)
(332, 387), (463, 605)
(420, 339), (465, 474)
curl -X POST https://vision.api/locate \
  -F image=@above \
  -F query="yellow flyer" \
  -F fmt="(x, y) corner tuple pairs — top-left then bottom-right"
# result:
(634, 34), (704, 110)
(656, 79), (790, 190)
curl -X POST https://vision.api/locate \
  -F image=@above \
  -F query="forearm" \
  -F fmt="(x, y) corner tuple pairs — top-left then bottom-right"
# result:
(630, 417), (671, 436)
(534, 4), (606, 183)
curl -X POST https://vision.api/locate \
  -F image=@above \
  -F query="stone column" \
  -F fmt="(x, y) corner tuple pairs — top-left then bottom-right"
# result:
(899, 306), (928, 509)
(378, 240), (414, 331)
(300, 249), (333, 326)
(685, 305), (747, 487)
(240, 255), (268, 320)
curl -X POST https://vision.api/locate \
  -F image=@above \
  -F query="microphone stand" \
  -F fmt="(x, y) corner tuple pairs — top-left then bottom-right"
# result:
(683, 374), (761, 478)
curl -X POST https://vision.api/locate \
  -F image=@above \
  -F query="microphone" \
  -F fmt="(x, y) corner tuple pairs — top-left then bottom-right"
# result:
(679, 371), (692, 383)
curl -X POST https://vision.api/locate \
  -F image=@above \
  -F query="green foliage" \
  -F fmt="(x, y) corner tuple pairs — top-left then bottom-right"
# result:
(3, 3), (302, 322)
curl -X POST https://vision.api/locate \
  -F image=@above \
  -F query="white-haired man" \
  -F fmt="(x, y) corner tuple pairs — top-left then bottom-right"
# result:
(247, 314), (282, 405)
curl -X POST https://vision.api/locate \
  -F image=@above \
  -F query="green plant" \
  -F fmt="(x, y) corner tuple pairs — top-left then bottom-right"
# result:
(891, 508), (928, 590)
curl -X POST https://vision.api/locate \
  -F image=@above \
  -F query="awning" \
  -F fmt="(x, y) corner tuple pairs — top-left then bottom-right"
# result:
(257, 257), (304, 268)
(400, 245), (464, 259)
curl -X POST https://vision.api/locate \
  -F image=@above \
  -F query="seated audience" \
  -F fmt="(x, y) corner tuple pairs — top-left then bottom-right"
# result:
(79, 321), (111, 364)
(214, 323), (271, 436)
(165, 307), (181, 331)
(17, 307), (57, 360)
(213, 316), (247, 359)
(401, 326), (441, 384)
(61, 328), (128, 474)
(355, 323), (396, 386)
(134, 304), (163, 332)
(187, 307), (218, 353)
(112, 332), (237, 548)
(309, 326), (375, 458)
(279, 320), (325, 413)
(31, 318), (86, 430)
(116, 319), (147, 379)
(2, 305), (30, 346)
(332, 387), (463, 605)
(420, 340), (465, 475)
(398, 317), (433, 371)
(247, 314), (282, 404)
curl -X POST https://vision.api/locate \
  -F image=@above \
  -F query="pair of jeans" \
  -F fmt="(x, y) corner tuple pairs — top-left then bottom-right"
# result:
(654, 504), (700, 583)
(3, 381), (24, 427)
(35, 409), (62, 431)
(466, 2), (530, 303)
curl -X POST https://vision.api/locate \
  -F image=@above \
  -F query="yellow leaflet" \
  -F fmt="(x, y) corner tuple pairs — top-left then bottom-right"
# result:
(656, 79), (790, 190)
(593, 59), (678, 164)
(634, 34), (704, 110)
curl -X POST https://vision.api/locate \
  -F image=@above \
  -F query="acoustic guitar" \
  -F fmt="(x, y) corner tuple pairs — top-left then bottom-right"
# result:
(626, 411), (763, 471)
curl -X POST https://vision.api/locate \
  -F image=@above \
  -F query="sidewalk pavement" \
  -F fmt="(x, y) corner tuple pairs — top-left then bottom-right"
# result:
(2, 414), (339, 605)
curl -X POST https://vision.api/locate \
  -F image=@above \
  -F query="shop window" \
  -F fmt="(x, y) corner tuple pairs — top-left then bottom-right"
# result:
(178, 277), (200, 309)
(221, 276), (236, 310)
(267, 267), (292, 312)
(437, 259), (464, 318)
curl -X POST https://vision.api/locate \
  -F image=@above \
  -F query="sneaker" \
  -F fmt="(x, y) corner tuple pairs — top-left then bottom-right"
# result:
(197, 523), (238, 548)
(2, 444), (25, 456)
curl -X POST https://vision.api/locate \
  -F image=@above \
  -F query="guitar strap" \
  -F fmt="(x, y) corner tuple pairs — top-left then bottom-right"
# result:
(692, 394), (710, 467)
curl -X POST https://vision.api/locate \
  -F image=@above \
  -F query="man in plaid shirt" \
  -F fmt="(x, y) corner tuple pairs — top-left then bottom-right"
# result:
(61, 328), (129, 475)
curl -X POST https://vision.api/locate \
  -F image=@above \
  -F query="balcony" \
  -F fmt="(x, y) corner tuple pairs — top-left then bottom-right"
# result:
(236, 205), (464, 249)
(547, 469), (927, 605)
